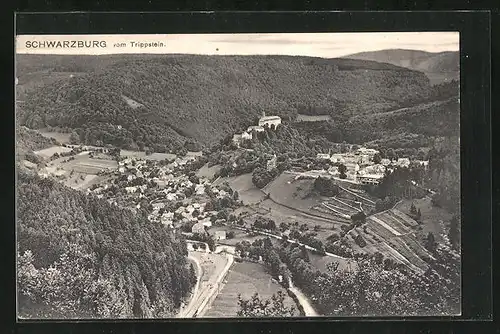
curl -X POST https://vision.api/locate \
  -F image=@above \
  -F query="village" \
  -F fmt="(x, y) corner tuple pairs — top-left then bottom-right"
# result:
(25, 113), (437, 318)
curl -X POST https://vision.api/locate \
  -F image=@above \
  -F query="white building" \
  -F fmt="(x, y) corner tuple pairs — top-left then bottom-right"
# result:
(125, 186), (137, 193)
(381, 158), (391, 166)
(232, 134), (242, 146)
(258, 114), (282, 128)
(317, 153), (331, 160)
(397, 158), (411, 168)
(330, 154), (345, 164)
(357, 174), (384, 185)
(247, 125), (265, 133)
(214, 230), (227, 241)
(241, 131), (252, 140)
(357, 147), (380, 156)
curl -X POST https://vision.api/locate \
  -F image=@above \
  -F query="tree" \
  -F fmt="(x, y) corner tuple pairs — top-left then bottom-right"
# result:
(313, 177), (340, 196)
(410, 202), (417, 215)
(372, 153), (382, 164)
(69, 131), (80, 144)
(416, 208), (422, 222)
(227, 231), (235, 239)
(237, 292), (295, 317)
(424, 232), (437, 253)
(338, 164), (347, 179)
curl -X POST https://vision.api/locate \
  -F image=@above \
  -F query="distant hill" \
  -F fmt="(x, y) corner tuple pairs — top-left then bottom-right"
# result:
(344, 49), (459, 85)
(17, 54), (434, 153)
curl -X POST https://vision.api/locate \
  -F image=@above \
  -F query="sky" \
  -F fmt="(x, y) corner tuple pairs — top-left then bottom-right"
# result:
(16, 32), (459, 57)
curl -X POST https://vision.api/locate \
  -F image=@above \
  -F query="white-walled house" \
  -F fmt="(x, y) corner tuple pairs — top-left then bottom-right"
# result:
(258, 115), (282, 128)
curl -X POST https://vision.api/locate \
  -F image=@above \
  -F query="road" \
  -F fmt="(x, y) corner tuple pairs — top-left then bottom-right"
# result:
(228, 223), (350, 261)
(288, 278), (319, 317)
(197, 253), (234, 317)
(176, 254), (203, 318)
(177, 251), (234, 318)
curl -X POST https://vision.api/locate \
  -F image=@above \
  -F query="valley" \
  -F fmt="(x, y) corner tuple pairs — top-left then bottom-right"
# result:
(16, 50), (460, 318)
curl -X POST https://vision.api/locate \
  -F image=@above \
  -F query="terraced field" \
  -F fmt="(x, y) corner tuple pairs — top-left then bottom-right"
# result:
(358, 209), (429, 272)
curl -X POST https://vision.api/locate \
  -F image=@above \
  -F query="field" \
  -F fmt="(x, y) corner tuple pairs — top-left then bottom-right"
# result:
(204, 261), (298, 317)
(120, 150), (177, 161)
(196, 163), (221, 180)
(34, 145), (73, 159)
(214, 173), (266, 205)
(350, 209), (431, 272)
(295, 114), (332, 122)
(395, 197), (451, 243)
(37, 130), (72, 144)
(307, 250), (357, 273)
(59, 157), (118, 174)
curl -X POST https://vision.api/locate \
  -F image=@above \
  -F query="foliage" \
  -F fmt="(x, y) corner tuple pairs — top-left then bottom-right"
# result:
(17, 171), (195, 318)
(252, 167), (279, 189)
(313, 177), (340, 197)
(19, 54), (434, 153)
(237, 291), (295, 317)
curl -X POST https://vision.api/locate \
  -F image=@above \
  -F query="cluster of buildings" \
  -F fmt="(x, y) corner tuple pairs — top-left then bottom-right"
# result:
(86, 154), (238, 234)
(315, 146), (428, 185)
(232, 113), (282, 147)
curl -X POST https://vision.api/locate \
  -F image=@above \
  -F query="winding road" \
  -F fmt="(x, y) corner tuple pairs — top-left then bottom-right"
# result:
(288, 279), (319, 317)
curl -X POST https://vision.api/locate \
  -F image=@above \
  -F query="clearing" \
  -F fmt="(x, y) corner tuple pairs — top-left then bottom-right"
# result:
(122, 95), (144, 109)
(214, 173), (266, 205)
(37, 130), (72, 144)
(34, 145), (73, 159)
(204, 261), (298, 317)
(295, 114), (332, 122)
(196, 163), (221, 180)
(120, 150), (177, 161)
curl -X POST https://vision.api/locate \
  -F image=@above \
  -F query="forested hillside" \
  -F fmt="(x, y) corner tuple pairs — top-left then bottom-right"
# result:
(17, 54), (434, 153)
(16, 126), (57, 162)
(17, 171), (196, 318)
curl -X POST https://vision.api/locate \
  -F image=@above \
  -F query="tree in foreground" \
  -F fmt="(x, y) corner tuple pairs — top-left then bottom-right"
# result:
(237, 291), (296, 317)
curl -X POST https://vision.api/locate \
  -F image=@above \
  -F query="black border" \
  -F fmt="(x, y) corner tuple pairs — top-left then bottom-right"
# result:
(5, 9), (494, 334)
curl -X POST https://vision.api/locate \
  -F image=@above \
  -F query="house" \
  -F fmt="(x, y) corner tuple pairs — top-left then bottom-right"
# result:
(125, 186), (137, 194)
(415, 160), (429, 170)
(152, 202), (165, 210)
(232, 134), (242, 146)
(267, 154), (277, 171)
(258, 113), (282, 128)
(214, 230), (227, 241)
(247, 125), (265, 133)
(195, 184), (205, 195)
(201, 219), (212, 228)
(191, 222), (207, 235)
(317, 153), (331, 160)
(330, 154), (345, 164)
(357, 147), (379, 156)
(241, 131), (252, 140)
(381, 158), (391, 166)
(357, 174), (384, 185)
(397, 158), (411, 168)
